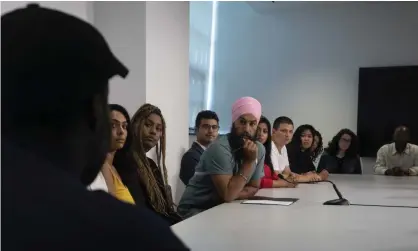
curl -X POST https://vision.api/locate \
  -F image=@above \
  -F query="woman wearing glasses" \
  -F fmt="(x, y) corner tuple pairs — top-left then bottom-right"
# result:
(317, 129), (362, 174)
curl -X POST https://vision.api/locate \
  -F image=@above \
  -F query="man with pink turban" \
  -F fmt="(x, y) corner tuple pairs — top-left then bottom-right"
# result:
(178, 97), (265, 218)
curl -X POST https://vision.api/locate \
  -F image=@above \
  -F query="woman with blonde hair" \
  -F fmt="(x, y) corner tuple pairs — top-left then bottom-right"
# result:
(116, 103), (182, 225)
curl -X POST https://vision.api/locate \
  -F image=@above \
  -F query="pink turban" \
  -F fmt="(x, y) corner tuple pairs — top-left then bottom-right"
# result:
(231, 96), (262, 123)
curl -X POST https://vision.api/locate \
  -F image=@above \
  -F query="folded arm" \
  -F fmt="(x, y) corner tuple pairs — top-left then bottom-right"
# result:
(211, 160), (257, 202)
(374, 146), (388, 175)
(238, 179), (259, 199)
(409, 153), (418, 175)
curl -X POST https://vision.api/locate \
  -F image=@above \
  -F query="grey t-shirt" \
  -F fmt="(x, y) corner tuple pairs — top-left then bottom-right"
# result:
(178, 135), (265, 218)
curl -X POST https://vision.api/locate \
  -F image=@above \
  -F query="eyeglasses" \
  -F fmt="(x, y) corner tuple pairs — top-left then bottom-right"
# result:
(200, 124), (219, 131)
(340, 138), (351, 143)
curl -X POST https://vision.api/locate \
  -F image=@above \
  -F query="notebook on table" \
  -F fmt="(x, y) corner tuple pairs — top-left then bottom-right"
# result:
(241, 196), (299, 206)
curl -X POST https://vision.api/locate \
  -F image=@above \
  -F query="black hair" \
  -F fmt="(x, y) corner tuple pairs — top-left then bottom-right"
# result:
(258, 116), (273, 175)
(325, 128), (359, 158)
(195, 110), (219, 129)
(111, 104), (132, 172)
(289, 124), (316, 150)
(272, 116), (293, 130)
(109, 104), (131, 151)
(311, 130), (324, 162)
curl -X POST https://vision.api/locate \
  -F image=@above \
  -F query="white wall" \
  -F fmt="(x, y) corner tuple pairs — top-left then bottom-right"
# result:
(93, 1), (146, 115)
(94, 2), (189, 202)
(0, 1), (93, 22)
(145, 2), (190, 202)
(213, 2), (418, 143)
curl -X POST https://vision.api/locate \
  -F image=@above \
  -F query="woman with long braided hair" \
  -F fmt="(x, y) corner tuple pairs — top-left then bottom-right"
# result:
(116, 103), (182, 225)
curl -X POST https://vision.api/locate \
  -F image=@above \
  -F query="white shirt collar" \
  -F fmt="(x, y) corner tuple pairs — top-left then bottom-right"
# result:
(195, 141), (207, 150)
(272, 140), (285, 155)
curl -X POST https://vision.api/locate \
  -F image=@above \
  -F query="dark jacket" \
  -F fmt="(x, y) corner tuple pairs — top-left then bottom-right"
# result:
(179, 142), (204, 185)
(118, 155), (182, 226)
(287, 144), (316, 174)
(317, 152), (362, 174)
(2, 138), (188, 251)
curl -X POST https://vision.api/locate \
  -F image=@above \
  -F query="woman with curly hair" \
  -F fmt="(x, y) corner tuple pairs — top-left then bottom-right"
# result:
(310, 130), (324, 169)
(116, 103), (182, 225)
(287, 124), (328, 180)
(317, 129), (362, 174)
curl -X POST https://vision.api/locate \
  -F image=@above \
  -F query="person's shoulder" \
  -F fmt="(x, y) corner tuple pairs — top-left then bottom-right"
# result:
(377, 143), (392, 153)
(181, 148), (200, 166)
(6, 177), (188, 250)
(408, 143), (418, 149)
(321, 150), (331, 157)
(408, 143), (418, 153)
(205, 135), (231, 154)
(286, 143), (299, 155)
(184, 144), (202, 157)
(181, 148), (193, 159)
(255, 141), (266, 155)
(77, 191), (189, 249)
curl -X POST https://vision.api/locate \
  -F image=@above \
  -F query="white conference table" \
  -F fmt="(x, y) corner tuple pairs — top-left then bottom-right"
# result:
(172, 175), (418, 251)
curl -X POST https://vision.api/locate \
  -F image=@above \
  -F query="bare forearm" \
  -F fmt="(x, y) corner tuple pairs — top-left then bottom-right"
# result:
(271, 179), (290, 188)
(224, 162), (253, 202)
(237, 186), (258, 199)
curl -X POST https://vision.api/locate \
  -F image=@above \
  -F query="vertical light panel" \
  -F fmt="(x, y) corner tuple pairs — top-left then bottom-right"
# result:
(205, 0), (218, 110)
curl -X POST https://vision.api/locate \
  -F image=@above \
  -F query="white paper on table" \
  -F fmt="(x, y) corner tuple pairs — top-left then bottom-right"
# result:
(241, 200), (294, 206)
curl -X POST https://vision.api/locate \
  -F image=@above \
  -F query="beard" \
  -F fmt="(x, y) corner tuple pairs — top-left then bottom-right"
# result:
(228, 124), (257, 164)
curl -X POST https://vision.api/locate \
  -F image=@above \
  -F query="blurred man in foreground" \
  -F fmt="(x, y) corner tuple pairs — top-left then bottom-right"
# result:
(2, 4), (188, 250)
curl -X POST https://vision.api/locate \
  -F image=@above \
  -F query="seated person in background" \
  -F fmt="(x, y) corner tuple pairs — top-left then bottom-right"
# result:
(287, 124), (328, 180)
(270, 117), (318, 182)
(317, 129), (362, 174)
(2, 5), (187, 250)
(88, 104), (130, 196)
(99, 104), (135, 204)
(180, 110), (219, 185)
(270, 116), (294, 176)
(178, 97), (265, 218)
(257, 116), (297, 188)
(310, 130), (324, 169)
(374, 126), (418, 176)
(117, 104), (182, 225)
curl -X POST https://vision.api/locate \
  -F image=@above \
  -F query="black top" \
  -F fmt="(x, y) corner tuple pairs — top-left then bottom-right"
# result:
(118, 156), (182, 225)
(179, 142), (205, 185)
(317, 152), (362, 174)
(2, 139), (188, 251)
(287, 145), (316, 174)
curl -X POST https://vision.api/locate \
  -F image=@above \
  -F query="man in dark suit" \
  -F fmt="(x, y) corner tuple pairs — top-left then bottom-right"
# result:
(180, 110), (219, 185)
(2, 4), (188, 250)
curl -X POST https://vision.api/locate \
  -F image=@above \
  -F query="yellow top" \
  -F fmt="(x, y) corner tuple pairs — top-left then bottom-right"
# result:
(109, 167), (135, 205)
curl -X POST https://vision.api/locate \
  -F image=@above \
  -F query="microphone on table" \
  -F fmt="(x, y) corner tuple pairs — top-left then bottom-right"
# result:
(278, 174), (350, 206)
